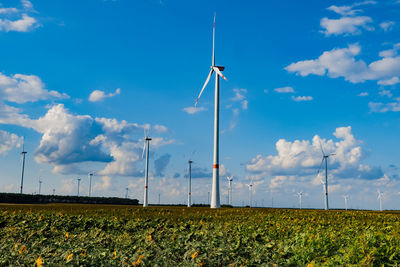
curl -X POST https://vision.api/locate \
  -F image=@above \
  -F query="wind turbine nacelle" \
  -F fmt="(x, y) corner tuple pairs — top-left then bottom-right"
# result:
(214, 66), (225, 71)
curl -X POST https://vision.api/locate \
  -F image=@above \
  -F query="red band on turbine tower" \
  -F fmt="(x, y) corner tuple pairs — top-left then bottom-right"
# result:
(145, 186), (148, 189)
(213, 164), (219, 169)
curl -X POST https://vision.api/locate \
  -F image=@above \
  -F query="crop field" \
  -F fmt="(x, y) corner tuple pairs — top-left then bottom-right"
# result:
(1, 205), (400, 266)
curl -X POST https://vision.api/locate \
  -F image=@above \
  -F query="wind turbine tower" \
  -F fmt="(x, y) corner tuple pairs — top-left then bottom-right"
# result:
(125, 187), (129, 199)
(143, 134), (152, 207)
(247, 180), (253, 207)
(38, 179), (42, 195)
(343, 195), (349, 211)
(297, 192), (303, 209)
(187, 160), (193, 207)
(317, 141), (335, 210)
(226, 176), (233, 206)
(378, 190), (383, 211)
(19, 139), (27, 194)
(88, 172), (94, 197)
(195, 14), (228, 209)
(77, 178), (81, 197)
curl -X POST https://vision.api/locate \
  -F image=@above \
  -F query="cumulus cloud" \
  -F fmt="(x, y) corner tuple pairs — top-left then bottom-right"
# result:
(0, 104), (174, 175)
(0, 130), (22, 155)
(291, 96), (313, 102)
(369, 98), (400, 112)
(89, 88), (121, 102)
(0, 0), (39, 32)
(183, 106), (206, 114)
(358, 92), (369, 96)
(320, 16), (373, 36)
(0, 73), (69, 103)
(380, 21), (395, 32)
(246, 126), (382, 180)
(274, 86), (295, 93)
(285, 43), (400, 85)
(326, 1), (376, 16)
(154, 153), (171, 177)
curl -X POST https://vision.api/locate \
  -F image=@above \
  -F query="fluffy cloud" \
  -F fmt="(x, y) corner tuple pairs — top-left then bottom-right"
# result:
(285, 43), (400, 84)
(89, 88), (121, 102)
(0, 73), (69, 103)
(183, 106), (206, 114)
(291, 96), (313, 102)
(0, 104), (174, 175)
(380, 21), (395, 32)
(246, 126), (382, 180)
(369, 98), (400, 112)
(326, 1), (376, 16)
(0, 130), (22, 155)
(274, 86), (295, 93)
(0, 1), (39, 32)
(320, 16), (373, 36)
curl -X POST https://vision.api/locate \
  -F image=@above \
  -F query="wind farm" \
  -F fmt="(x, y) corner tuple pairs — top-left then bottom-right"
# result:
(1, 0), (400, 265)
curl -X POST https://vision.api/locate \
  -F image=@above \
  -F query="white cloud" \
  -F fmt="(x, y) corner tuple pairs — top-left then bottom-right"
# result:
(380, 21), (395, 32)
(89, 88), (121, 102)
(246, 126), (382, 180)
(0, 73), (69, 103)
(0, 130), (22, 155)
(183, 106), (206, 114)
(0, 1), (39, 32)
(378, 90), (392, 98)
(369, 98), (400, 112)
(93, 176), (111, 191)
(320, 16), (374, 36)
(291, 96), (313, 102)
(358, 92), (369, 96)
(326, 1), (376, 16)
(285, 43), (400, 84)
(241, 100), (248, 110)
(274, 86), (295, 93)
(378, 76), (400, 86)
(154, 124), (168, 133)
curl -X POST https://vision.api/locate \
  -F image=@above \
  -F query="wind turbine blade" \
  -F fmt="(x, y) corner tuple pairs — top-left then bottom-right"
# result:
(319, 139), (326, 156)
(316, 157), (324, 175)
(141, 141), (146, 159)
(213, 67), (228, 81)
(212, 13), (216, 66)
(195, 69), (214, 107)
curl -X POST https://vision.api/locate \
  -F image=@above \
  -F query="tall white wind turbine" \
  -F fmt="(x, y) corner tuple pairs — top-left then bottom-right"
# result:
(317, 141), (335, 210)
(226, 176), (233, 206)
(19, 138), (27, 194)
(125, 187), (129, 199)
(187, 160), (193, 207)
(377, 190), (383, 211)
(247, 179), (253, 208)
(194, 14), (228, 209)
(38, 178), (42, 195)
(297, 191), (303, 209)
(77, 178), (81, 197)
(142, 132), (152, 207)
(88, 172), (94, 197)
(343, 195), (349, 211)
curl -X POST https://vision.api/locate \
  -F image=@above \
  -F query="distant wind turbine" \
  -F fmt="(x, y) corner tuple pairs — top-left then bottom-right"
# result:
(194, 14), (228, 209)
(247, 179), (253, 208)
(343, 195), (349, 211)
(317, 141), (335, 210)
(77, 178), (81, 197)
(19, 137), (27, 194)
(88, 172), (94, 197)
(142, 130), (152, 207)
(378, 190), (384, 211)
(187, 160), (193, 207)
(226, 176), (233, 206)
(297, 191), (303, 209)
(125, 187), (129, 199)
(38, 178), (42, 195)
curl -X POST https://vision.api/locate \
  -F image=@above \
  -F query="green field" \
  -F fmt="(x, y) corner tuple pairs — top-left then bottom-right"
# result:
(1, 204), (400, 266)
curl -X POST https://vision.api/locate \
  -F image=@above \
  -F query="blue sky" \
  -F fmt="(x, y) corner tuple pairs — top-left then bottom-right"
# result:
(1, 0), (400, 210)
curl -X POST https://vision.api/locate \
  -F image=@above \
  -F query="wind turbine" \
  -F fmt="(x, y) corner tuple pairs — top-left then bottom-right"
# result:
(88, 172), (94, 197)
(377, 190), (383, 211)
(226, 176), (233, 206)
(247, 179), (253, 208)
(19, 137), (27, 194)
(77, 178), (81, 197)
(187, 160), (193, 207)
(317, 141), (335, 210)
(296, 191), (303, 209)
(343, 195), (349, 211)
(38, 178), (42, 195)
(125, 187), (129, 199)
(195, 14), (228, 209)
(142, 131), (152, 207)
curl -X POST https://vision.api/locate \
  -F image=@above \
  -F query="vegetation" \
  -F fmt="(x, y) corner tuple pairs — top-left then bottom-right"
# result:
(1, 204), (400, 266)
